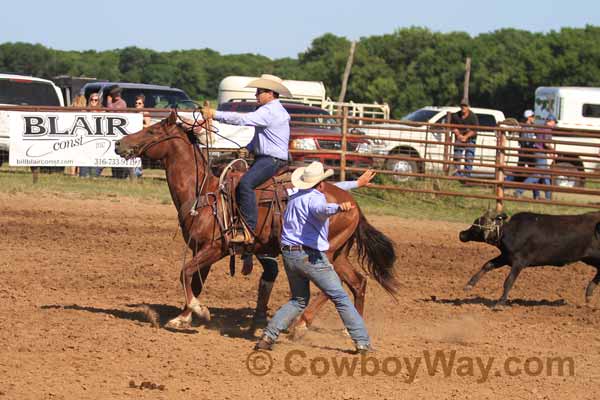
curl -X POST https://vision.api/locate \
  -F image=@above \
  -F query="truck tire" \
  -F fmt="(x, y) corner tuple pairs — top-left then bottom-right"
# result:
(385, 157), (418, 183)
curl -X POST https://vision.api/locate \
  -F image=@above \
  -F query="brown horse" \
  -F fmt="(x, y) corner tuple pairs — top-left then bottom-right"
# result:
(115, 110), (398, 331)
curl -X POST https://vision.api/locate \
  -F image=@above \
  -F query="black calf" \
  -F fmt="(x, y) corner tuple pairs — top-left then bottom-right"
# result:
(459, 210), (600, 305)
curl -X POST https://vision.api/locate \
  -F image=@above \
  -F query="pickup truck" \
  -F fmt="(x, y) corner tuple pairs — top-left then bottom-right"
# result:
(0, 73), (65, 166)
(366, 106), (506, 181)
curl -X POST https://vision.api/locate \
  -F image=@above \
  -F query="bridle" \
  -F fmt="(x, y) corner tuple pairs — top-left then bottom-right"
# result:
(130, 112), (213, 207)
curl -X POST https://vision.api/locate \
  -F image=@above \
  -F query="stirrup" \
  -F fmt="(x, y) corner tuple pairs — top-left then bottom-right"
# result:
(230, 225), (253, 244)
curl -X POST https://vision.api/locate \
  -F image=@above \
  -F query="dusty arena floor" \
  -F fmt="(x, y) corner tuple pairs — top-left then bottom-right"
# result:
(1, 191), (599, 399)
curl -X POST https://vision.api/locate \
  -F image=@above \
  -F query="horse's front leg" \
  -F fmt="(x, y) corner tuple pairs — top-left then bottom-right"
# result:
(165, 246), (221, 329)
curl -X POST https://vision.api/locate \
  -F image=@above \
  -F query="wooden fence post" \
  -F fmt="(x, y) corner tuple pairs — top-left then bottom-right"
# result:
(340, 106), (348, 181)
(495, 127), (506, 213)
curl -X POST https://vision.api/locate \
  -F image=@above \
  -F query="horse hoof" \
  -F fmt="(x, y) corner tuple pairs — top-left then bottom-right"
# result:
(165, 316), (191, 329)
(464, 284), (474, 292)
(492, 301), (508, 310)
(290, 321), (308, 341)
(192, 305), (211, 323)
(586, 296), (592, 304)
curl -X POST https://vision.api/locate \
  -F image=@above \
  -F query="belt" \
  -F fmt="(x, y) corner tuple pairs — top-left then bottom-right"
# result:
(281, 244), (314, 252)
(256, 155), (288, 163)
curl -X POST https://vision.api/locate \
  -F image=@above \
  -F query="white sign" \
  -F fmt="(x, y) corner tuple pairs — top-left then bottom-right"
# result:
(9, 111), (143, 167)
(149, 114), (254, 149)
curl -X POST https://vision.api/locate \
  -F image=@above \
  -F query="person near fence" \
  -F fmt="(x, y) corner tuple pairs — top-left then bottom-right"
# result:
(88, 92), (101, 109)
(76, 94), (100, 177)
(199, 74), (292, 272)
(254, 161), (373, 354)
(83, 93), (106, 177)
(514, 114), (555, 200)
(506, 110), (537, 192)
(132, 94), (150, 178)
(106, 86), (130, 179)
(451, 101), (479, 177)
(106, 86), (127, 109)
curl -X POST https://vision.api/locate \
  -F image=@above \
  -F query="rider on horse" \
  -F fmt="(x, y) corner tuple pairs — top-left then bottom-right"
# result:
(201, 74), (292, 269)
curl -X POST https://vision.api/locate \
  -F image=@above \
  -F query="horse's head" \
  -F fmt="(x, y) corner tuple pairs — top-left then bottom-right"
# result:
(115, 110), (196, 161)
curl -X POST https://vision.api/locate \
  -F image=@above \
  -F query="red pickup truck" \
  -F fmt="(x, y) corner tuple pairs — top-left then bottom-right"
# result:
(216, 101), (373, 174)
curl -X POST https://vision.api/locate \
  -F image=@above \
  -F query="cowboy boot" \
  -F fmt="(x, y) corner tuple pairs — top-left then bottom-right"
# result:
(254, 335), (275, 351)
(253, 279), (274, 326)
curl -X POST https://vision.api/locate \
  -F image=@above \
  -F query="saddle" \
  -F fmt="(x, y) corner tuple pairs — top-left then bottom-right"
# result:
(217, 159), (292, 260)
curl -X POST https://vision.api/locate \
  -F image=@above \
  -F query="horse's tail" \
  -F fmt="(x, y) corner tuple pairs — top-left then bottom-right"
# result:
(343, 208), (400, 300)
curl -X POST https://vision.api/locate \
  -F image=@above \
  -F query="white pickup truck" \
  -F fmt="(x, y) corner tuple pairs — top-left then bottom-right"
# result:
(366, 106), (506, 181)
(0, 73), (65, 166)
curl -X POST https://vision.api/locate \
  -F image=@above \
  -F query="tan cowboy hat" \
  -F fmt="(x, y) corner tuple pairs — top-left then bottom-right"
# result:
(245, 74), (292, 97)
(291, 161), (334, 189)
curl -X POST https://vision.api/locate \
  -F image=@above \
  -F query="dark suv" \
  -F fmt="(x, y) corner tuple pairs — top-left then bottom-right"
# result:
(217, 101), (373, 174)
(80, 82), (195, 109)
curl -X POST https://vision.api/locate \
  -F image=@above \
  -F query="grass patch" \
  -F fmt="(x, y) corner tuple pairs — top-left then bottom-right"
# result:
(0, 168), (596, 224)
(0, 169), (172, 204)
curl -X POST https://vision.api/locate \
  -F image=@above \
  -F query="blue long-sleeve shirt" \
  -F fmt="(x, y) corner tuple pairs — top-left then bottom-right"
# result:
(281, 181), (358, 251)
(214, 99), (290, 160)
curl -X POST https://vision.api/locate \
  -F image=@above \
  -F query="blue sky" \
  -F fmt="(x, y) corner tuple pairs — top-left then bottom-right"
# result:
(3, 0), (598, 59)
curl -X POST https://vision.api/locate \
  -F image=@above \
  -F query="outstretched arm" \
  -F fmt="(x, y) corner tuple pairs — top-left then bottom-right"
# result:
(215, 106), (271, 127)
(334, 169), (376, 191)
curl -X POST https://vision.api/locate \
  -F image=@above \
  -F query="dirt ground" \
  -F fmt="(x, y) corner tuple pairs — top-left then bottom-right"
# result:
(1, 191), (599, 400)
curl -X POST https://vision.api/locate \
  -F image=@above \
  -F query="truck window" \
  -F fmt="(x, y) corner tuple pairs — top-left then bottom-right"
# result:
(0, 79), (61, 106)
(582, 104), (600, 118)
(403, 109), (439, 122)
(475, 114), (497, 127)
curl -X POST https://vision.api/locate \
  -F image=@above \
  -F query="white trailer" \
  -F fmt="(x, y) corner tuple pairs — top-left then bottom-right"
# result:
(534, 86), (600, 130)
(533, 87), (600, 187)
(217, 75), (390, 122)
(217, 76), (326, 106)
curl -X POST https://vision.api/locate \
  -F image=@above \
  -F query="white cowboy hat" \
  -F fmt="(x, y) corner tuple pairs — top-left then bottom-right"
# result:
(245, 74), (292, 98)
(291, 161), (334, 189)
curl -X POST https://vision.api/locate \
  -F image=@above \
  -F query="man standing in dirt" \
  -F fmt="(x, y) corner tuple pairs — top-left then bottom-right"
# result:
(452, 101), (479, 177)
(254, 161), (373, 354)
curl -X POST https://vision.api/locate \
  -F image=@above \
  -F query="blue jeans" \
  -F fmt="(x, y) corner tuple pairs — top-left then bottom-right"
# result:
(78, 167), (98, 177)
(453, 141), (475, 176)
(237, 155), (286, 231)
(264, 248), (370, 347)
(515, 152), (551, 200)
